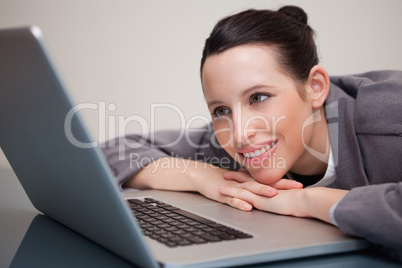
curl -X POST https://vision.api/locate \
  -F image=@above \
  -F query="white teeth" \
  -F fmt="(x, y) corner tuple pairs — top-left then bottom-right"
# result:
(242, 142), (276, 158)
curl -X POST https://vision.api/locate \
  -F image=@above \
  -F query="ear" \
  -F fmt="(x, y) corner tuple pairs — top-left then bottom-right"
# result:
(307, 65), (330, 109)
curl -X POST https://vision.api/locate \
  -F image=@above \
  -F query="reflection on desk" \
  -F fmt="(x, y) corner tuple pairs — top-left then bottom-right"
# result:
(1, 167), (401, 268)
(10, 214), (134, 267)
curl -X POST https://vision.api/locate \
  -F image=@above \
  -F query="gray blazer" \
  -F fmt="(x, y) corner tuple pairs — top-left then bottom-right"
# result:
(101, 70), (402, 261)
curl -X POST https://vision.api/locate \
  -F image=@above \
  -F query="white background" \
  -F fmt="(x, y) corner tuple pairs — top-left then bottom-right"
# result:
(1, 0), (401, 169)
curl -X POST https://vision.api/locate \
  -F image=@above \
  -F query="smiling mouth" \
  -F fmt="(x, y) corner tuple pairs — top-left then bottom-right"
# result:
(240, 140), (278, 159)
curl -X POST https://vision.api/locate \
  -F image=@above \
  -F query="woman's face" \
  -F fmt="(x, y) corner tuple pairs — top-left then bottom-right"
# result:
(202, 45), (318, 185)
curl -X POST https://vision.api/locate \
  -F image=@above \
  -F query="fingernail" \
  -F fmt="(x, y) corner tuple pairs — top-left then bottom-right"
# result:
(219, 186), (225, 191)
(266, 187), (274, 192)
(243, 203), (251, 210)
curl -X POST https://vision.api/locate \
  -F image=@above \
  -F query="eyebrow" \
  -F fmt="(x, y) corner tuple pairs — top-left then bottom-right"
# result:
(207, 84), (271, 108)
(241, 84), (268, 97)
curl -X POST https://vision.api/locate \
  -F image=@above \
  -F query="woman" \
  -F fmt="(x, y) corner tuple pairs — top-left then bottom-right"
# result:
(102, 6), (402, 260)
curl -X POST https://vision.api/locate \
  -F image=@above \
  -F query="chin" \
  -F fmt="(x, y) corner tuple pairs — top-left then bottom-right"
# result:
(248, 167), (288, 185)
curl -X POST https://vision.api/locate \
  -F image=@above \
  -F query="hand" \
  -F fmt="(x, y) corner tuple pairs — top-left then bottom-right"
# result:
(218, 168), (303, 213)
(197, 168), (303, 212)
(219, 186), (305, 216)
(218, 185), (349, 224)
(193, 167), (291, 212)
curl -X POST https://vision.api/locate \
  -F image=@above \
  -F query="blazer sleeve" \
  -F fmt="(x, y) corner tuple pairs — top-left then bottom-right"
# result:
(330, 70), (402, 261)
(333, 183), (402, 261)
(100, 124), (238, 189)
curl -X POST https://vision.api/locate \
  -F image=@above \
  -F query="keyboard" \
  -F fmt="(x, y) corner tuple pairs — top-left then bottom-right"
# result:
(127, 197), (253, 247)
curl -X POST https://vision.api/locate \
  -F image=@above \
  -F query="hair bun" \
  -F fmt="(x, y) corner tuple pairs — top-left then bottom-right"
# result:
(278, 5), (308, 25)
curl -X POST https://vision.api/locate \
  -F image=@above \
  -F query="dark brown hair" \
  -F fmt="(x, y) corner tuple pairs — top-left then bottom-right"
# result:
(200, 6), (318, 98)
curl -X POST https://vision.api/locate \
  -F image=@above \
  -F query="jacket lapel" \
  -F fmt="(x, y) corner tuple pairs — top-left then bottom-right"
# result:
(326, 82), (369, 189)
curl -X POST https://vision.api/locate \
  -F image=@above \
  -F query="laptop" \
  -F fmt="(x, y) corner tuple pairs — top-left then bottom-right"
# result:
(0, 26), (369, 268)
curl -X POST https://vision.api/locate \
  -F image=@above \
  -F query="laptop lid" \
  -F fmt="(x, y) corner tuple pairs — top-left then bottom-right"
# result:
(0, 26), (159, 268)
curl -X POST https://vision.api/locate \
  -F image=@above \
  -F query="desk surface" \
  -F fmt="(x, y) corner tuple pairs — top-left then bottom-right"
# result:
(1, 167), (400, 268)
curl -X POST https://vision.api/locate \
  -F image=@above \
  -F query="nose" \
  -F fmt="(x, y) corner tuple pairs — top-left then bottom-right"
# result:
(232, 107), (257, 147)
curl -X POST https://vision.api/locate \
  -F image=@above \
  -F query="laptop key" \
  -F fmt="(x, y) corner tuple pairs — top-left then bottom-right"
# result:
(187, 236), (208, 244)
(177, 240), (192, 246)
(218, 234), (237, 240)
(128, 199), (144, 205)
(199, 234), (222, 242)
(174, 210), (215, 224)
(166, 242), (178, 247)
(164, 206), (180, 211)
(235, 233), (253, 239)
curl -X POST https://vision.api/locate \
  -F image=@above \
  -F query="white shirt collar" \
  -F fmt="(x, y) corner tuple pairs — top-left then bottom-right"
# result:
(307, 146), (337, 188)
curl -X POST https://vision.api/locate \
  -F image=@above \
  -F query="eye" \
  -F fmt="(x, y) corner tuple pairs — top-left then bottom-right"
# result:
(250, 93), (270, 104)
(212, 107), (231, 118)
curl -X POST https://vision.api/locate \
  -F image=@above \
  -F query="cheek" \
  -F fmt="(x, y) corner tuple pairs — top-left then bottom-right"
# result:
(213, 121), (234, 154)
(290, 107), (314, 144)
(263, 98), (312, 165)
(277, 98), (312, 139)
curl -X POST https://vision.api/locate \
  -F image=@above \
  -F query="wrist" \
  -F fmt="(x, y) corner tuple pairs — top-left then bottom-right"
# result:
(189, 162), (226, 194)
(187, 162), (204, 192)
(293, 188), (311, 218)
(302, 187), (348, 224)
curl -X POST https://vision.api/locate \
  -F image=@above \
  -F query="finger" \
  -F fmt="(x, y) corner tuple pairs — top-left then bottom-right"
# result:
(223, 170), (253, 183)
(226, 196), (253, 211)
(219, 186), (257, 206)
(269, 179), (303, 190)
(242, 181), (278, 197)
(225, 182), (278, 198)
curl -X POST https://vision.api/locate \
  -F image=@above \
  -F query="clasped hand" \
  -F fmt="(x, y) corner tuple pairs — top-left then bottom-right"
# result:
(217, 169), (305, 216)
